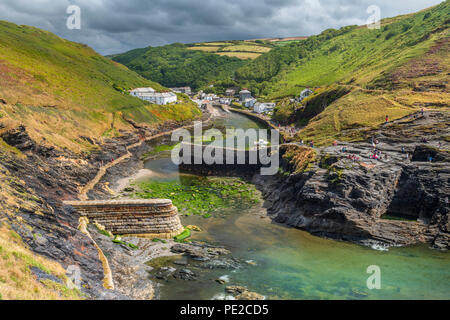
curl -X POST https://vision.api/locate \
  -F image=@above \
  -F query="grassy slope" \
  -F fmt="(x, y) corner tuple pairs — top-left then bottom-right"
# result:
(110, 43), (246, 90)
(0, 161), (83, 300)
(266, 3), (449, 98)
(0, 21), (201, 152)
(242, 2), (449, 145)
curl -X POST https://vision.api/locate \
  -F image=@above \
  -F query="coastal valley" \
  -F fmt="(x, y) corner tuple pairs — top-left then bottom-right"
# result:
(0, 1), (448, 301)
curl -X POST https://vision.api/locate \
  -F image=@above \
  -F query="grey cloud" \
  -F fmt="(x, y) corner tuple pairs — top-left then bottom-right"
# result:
(0, 0), (444, 55)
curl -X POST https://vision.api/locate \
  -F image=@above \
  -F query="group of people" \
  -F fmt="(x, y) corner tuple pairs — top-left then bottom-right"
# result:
(338, 144), (361, 162)
(347, 154), (360, 162)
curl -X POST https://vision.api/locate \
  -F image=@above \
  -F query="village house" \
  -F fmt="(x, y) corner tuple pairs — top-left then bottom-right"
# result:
(131, 87), (178, 105)
(244, 98), (257, 108)
(130, 87), (155, 97)
(204, 93), (218, 101)
(170, 87), (192, 95)
(254, 102), (276, 114)
(297, 88), (313, 102)
(239, 89), (252, 102)
(225, 87), (239, 96)
(219, 97), (232, 105)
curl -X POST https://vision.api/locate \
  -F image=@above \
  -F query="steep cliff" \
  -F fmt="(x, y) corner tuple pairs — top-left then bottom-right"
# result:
(255, 111), (449, 249)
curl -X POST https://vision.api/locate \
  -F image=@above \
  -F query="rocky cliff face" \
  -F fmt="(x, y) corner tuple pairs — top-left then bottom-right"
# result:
(0, 113), (210, 299)
(254, 111), (449, 249)
(0, 126), (141, 298)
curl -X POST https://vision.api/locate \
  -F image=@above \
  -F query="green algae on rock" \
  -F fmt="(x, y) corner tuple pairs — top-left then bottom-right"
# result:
(133, 176), (260, 217)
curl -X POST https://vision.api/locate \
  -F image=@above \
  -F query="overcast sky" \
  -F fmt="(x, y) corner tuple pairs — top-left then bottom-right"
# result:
(0, 0), (444, 55)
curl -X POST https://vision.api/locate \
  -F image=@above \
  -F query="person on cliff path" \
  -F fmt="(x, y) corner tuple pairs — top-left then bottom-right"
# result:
(385, 115), (389, 124)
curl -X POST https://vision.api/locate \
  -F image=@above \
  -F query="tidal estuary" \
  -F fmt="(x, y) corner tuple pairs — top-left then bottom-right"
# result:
(131, 112), (449, 300)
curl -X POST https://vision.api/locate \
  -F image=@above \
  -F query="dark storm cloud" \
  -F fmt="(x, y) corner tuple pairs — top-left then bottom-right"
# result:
(0, 0), (444, 55)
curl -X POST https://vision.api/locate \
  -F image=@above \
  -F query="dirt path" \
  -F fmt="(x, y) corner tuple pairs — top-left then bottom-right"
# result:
(78, 111), (213, 201)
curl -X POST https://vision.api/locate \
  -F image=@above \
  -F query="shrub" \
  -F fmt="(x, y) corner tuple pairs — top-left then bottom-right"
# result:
(385, 31), (397, 40)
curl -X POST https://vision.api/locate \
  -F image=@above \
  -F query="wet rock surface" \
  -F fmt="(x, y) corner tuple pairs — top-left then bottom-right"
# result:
(170, 242), (231, 261)
(225, 286), (265, 300)
(255, 111), (450, 249)
(0, 115), (206, 299)
(172, 268), (198, 281)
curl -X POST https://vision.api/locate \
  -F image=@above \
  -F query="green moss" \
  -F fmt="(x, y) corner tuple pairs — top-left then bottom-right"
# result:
(174, 228), (191, 241)
(0, 138), (24, 157)
(134, 176), (260, 217)
(381, 214), (417, 221)
(12, 251), (53, 276)
(145, 255), (181, 269)
(326, 165), (344, 185)
(141, 144), (177, 159)
(112, 236), (138, 249)
(39, 279), (84, 299)
(152, 238), (167, 243)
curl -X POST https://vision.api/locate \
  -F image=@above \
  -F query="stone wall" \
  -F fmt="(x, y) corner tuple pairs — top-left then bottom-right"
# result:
(63, 199), (184, 239)
(178, 142), (277, 176)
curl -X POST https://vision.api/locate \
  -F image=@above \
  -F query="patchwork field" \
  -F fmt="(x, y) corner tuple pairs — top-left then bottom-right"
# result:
(187, 40), (274, 59)
(216, 52), (262, 59)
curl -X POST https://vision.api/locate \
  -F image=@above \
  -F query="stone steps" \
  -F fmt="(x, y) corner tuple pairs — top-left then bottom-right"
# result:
(63, 199), (184, 238)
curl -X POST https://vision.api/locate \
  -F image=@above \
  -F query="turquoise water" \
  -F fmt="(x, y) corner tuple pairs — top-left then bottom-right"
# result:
(140, 112), (450, 300)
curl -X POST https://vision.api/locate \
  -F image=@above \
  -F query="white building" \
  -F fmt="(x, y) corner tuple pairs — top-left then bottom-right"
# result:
(239, 89), (252, 102)
(139, 92), (177, 105)
(254, 102), (276, 114)
(243, 98), (257, 108)
(130, 87), (155, 97)
(130, 87), (177, 105)
(298, 88), (313, 102)
(170, 87), (192, 95)
(205, 94), (218, 101)
(219, 98), (232, 105)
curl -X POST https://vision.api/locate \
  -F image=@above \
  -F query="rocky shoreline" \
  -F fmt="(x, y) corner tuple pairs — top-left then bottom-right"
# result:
(253, 110), (449, 250)
(0, 107), (448, 300)
(0, 111), (215, 299)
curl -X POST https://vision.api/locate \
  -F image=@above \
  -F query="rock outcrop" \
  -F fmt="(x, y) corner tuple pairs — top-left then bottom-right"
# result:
(255, 111), (449, 249)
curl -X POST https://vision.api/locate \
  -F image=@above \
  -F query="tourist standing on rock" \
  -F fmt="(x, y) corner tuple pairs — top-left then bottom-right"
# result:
(385, 115), (389, 124)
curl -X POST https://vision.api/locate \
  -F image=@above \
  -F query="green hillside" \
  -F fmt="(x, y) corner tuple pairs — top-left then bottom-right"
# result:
(0, 21), (201, 152)
(236, 1), (449, 145)
(110, 43), (246, 90)
(236, 2), (449, 98)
